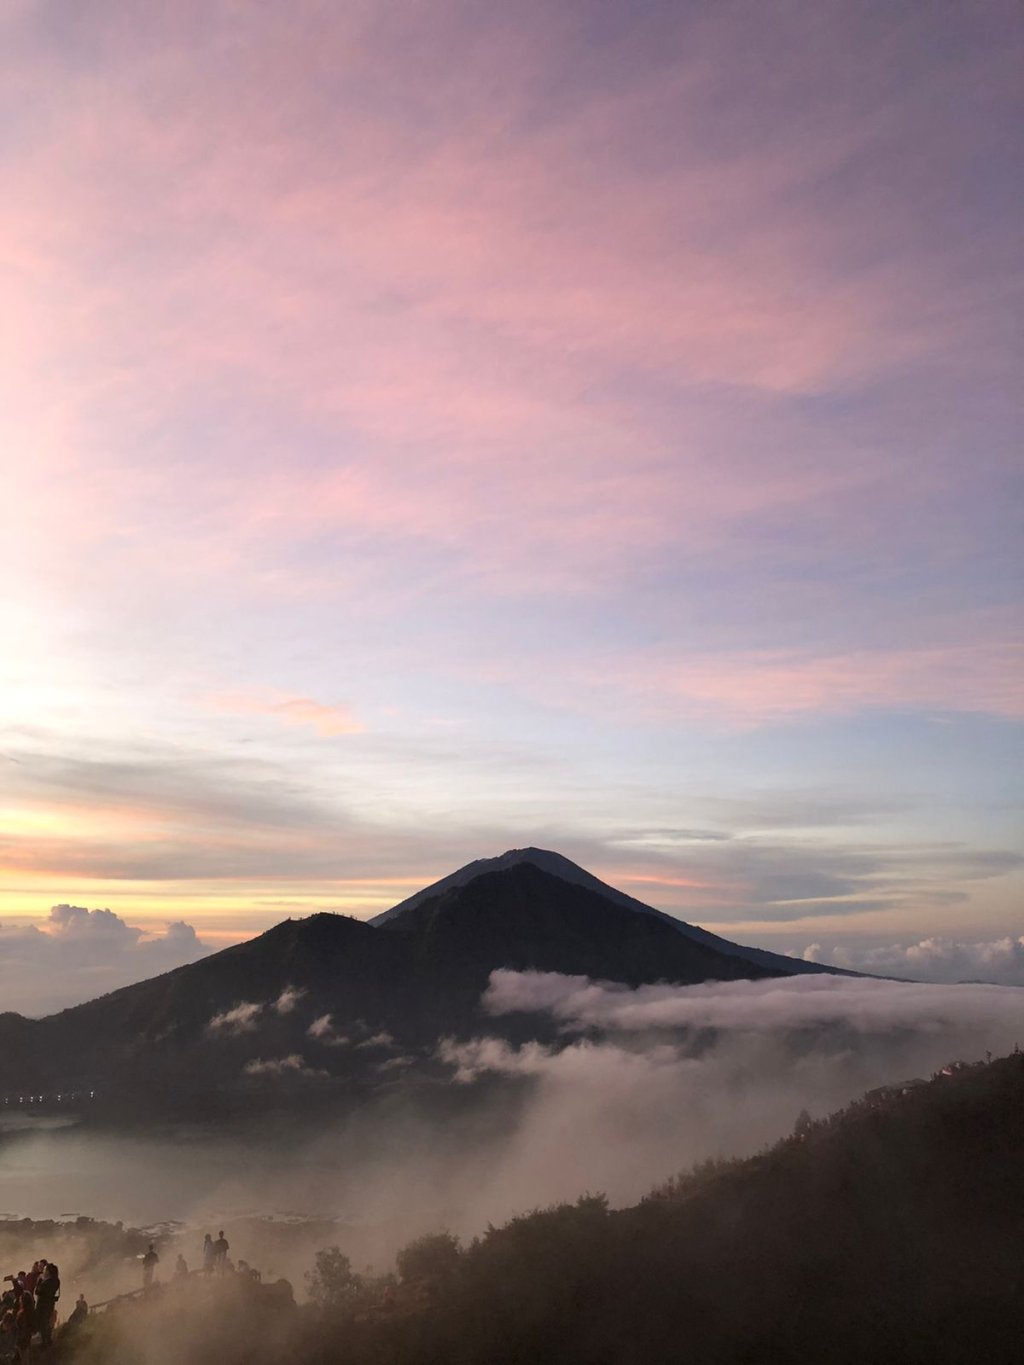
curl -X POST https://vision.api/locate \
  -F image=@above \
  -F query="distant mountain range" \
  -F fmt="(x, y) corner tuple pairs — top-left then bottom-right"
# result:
(0, 848), (844, 1116)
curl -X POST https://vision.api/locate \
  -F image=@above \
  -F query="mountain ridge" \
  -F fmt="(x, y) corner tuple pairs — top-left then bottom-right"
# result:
(0, 848), (844, 1115)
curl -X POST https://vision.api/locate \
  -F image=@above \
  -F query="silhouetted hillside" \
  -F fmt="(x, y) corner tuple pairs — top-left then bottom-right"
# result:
(57, 1054), (1024, 1365)
(297, 1052), (1024, 1365)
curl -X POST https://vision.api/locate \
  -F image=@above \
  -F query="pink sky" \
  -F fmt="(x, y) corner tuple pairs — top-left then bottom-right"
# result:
(1, 0), (1021, 1008)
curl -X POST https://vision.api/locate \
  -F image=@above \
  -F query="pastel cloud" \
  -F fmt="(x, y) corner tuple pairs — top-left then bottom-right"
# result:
(0, 906), (210, 1017)
(1, 732), (1020, 958)
(3, 1), (1018, 605)
(0, 1), (1020, 983)
(467, 630), (1024, 728)
(213, 694), (364, 737)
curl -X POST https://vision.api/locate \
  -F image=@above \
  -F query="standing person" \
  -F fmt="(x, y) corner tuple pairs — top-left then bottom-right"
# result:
(201, 1234), (214, 1276)
(212, 1231), (229, 1273)
(1, 1277), (18, 1313)
(34, 1264), (58, 1349)
(14, 1289), (34, 1363)
(174, 1254), (188, 1280)
(65, 1295), (88, 1330)
(142, 1244), (159, 1289)
(0, 1307), (16, 1361)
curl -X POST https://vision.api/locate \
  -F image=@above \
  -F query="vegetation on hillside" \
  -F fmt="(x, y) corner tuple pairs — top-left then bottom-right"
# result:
(54, 1053), (1024, 1365)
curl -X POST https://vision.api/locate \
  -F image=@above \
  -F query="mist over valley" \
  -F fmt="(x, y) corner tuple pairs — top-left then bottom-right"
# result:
(2, 851), (1020, 1325)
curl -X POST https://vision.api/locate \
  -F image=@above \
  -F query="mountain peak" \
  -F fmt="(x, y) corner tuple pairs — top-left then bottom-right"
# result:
(372, 846), (851, 979)
(368, 847), (614, 925)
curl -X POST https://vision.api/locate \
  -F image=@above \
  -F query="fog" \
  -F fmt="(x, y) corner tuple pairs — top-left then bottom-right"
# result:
(2, 973), (1021, 1299)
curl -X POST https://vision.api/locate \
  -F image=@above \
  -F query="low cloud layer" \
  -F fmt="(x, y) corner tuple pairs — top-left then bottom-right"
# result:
(802, 935), (1024, 986)
(0, 906), (210, 1017)
(481, 968), (1024, 1033)
(2, 969), (1023, 1277)
(419, 969), (1024, 1225)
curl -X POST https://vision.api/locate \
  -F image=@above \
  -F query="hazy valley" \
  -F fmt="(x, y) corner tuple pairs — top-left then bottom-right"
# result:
(1, 851), (1021, 1362)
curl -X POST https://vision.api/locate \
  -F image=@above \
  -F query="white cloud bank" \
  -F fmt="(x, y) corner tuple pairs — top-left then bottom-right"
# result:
(0, 905), (211, 1017)
(802, 935), (1024, 985)
(418, 969), (1024, 1222)
(481, 968), (1024, 1034)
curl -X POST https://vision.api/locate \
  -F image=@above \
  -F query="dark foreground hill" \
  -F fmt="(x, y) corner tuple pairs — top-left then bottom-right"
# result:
(58, 1054), (1024, 1365)
(0, 854), (795, 1115)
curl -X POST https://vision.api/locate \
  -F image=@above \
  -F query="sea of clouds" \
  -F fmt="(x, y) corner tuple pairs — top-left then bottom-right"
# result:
(1, 966), (1021, 1273)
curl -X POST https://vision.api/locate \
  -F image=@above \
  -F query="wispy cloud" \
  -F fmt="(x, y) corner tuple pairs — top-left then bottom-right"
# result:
(207, 1002), (263, 1036)
(273, 985), (307, 1015)
(1, 0), (1020, 966)
(603, 641), (1024, 727)
(355, 1030), (396, 1051)
(243, 1053), (327, 1079)
(307, 1013), (349, 1046)
(212, 694), (364, 737)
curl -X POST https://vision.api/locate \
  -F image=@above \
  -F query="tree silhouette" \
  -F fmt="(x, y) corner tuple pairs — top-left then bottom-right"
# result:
(396, 1231), (461, 1285)
(305, 1246), (358, 1308)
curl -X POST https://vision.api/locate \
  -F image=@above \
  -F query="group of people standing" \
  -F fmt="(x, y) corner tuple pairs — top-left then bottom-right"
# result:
(0, 1227), (254, 1357)
(142, 1230), (252, 1288)
(200, 1231), (231, 1277)
(0, 1260), (88, 1360)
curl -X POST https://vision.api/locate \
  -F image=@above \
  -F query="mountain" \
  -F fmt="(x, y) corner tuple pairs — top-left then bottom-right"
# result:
(0, 849), (833, 1116)
(374, 846), (847, 976)
(376, 860), (771, 986)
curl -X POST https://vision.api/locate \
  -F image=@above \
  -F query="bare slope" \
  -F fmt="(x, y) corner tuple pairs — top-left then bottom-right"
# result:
(374, 845), (849, 975)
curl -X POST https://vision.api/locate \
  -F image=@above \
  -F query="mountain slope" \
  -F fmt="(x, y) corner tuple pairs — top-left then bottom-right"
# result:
(0, 914), (434, 1099)
(374, 846), (848, 976)
(379, 861), (773, 986)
